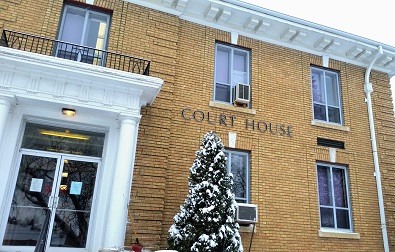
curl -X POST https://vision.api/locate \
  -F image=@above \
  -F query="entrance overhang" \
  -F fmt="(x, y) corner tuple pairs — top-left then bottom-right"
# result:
(0, 46), (163, 117)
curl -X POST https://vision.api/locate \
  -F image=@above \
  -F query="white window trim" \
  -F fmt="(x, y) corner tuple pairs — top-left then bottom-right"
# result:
(225, 149), (250, 203)
(213, 43), (250, 106)
(310, 67), (343, 125)
(316, 162), (353, 232)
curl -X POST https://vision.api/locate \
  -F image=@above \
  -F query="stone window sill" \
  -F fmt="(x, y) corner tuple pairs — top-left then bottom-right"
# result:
(209, 101), (256, 115)
(318, 230), (360, 239)
(311, 121), (350, 132)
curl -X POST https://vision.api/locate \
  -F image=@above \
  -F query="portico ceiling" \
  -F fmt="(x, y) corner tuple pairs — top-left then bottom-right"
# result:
(128, 0), (395, 76)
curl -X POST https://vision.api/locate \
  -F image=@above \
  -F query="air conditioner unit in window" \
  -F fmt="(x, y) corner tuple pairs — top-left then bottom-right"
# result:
(236, 203), (258, 224)
(232, 83), (250, 105)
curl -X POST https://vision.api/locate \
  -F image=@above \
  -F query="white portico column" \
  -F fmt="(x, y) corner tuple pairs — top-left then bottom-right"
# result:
(0, 96), (12, 145)
(102, 114), (141, 251)
(0, 96), (12, 212)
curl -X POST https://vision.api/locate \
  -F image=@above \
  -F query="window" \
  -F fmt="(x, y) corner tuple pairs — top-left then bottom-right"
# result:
(56, 5), (110, 65)
(311, 67), (342, 124)
(316, 163), (352, 231)
(225, 150), (250, 203)
(214, 43), (250, 105)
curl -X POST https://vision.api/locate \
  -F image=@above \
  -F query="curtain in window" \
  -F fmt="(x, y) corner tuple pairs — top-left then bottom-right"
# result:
(215, 49), (229, 84)
(311, 72), (324, 103)
(60, 10), (85, 44)
(86, 13), (107, 50)
(333, 168), (350, 229)
(325, 74), (339, 106)
(317, 166), (332, 206)
(333, 168), (347, 207)
(215, 48), (230, 102)
(233, 52), (247, 85)
(325, 72), (341, 124)
(317, 166), (334, 227)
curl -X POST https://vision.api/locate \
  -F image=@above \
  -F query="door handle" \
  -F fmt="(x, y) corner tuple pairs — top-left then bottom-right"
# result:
(53, 197), (59, 208)
(48, 196), (59, 208)
(48, 196), (53, 208)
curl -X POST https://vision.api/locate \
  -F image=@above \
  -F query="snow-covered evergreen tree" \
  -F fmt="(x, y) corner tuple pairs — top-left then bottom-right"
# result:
(168, 132), (243, 252)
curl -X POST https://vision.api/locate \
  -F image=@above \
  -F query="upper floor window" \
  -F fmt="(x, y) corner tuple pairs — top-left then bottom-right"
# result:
(225, 150), (250, 203)
(316, 163), (352, 231)
(56, 5), (110, 65)
(311, 67), (342, 125)
(214, 43), (250, 105)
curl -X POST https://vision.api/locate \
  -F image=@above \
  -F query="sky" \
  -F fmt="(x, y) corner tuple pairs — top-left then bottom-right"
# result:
(242, 0), (395, 105)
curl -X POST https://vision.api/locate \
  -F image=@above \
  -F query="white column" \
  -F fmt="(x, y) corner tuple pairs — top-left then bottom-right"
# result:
(0, 96), (12, 226)
(0, 97), (12, 145)
(102, 114), (140, 251)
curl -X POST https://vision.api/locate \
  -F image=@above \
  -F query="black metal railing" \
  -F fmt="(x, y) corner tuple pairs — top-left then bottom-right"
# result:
(0, 29), (150, 76)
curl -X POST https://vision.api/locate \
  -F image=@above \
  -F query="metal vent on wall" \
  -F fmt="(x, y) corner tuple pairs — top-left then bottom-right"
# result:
(317, 137), (345, 149)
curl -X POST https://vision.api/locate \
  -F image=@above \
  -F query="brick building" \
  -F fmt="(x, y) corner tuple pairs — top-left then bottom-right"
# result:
(1, 0), (395, 251)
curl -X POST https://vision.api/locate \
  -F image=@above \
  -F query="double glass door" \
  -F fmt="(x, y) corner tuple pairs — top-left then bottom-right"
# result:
(2, 150), (100, 251)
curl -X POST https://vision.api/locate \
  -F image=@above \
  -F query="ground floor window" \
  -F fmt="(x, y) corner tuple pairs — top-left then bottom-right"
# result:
(225, 150), (250, 203)
(316, 163), (352, 231)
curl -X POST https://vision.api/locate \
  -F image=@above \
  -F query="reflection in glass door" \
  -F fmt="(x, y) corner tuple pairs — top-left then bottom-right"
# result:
(49, 158), (98, 248)
(3, 154), (58, 246)
(2, 151), (99, 251)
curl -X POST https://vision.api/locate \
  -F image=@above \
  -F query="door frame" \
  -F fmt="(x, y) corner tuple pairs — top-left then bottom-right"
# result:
(1, 148), (102, 252)
(0, 105), (129, 252)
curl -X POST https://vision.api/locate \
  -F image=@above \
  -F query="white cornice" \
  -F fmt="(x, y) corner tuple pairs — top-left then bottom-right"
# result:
(0, 47), (163, 117)
(126, 0), (395, 76)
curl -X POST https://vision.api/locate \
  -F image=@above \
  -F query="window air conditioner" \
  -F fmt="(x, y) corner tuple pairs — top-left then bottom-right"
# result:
(236, 203), (258, 224)
(232, 83), (250, 104)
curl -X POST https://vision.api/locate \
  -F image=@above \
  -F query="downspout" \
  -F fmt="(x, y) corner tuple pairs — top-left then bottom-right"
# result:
(364, 45), (389, 252)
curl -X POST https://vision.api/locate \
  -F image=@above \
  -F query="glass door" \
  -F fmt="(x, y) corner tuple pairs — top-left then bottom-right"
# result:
(2, 150), (100, 251)
(2, 152), (59, 248)
(48, 156), (99, 249)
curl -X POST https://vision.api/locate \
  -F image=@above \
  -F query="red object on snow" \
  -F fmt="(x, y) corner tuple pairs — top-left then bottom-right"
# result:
(131, 238), (143, 252)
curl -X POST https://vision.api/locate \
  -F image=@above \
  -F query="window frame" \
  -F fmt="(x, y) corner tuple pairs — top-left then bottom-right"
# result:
(56, 4), (111, 65)
(213, 43), (251, 106)
(316, 162), (353, 232)
(224, 149), (250, 203)
(310, 66), (343, 125)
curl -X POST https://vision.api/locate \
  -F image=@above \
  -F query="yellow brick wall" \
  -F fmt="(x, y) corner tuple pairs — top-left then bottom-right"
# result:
(3, 1), (395, 251)
(372, 69), (395, 249)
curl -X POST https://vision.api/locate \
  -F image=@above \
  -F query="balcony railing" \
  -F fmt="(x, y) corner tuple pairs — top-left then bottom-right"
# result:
(0, 29), (150, 76)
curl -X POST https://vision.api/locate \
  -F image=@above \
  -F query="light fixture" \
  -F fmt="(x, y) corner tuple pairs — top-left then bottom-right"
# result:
(62, 108), (76, 116)
(39, 130), (90, 140)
